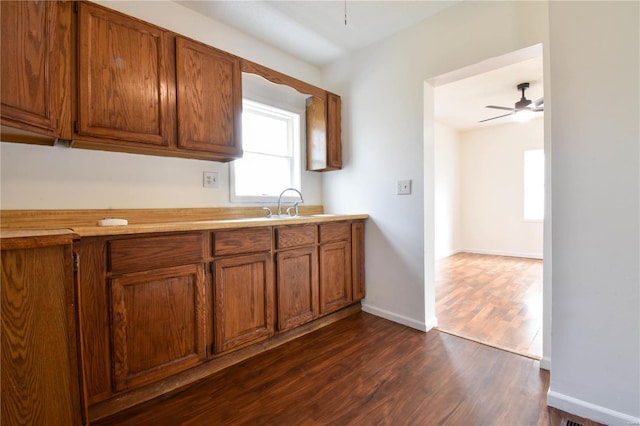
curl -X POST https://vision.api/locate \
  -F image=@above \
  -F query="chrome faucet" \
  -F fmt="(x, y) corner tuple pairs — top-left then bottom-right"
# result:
(277, 188), (304, 217)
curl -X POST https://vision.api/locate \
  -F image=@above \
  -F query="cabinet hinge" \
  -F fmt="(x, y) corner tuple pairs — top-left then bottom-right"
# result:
(72, 252), (79, 273)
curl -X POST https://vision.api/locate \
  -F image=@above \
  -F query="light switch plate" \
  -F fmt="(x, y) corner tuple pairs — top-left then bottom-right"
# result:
(397, 179), (412, 195)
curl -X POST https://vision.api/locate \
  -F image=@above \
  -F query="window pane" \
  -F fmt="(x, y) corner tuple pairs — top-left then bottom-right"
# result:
(242, 107), (292, 156)
(232, 99), (301, 202)
(524, 149), (545, 221)
(234, 153), (292, 197)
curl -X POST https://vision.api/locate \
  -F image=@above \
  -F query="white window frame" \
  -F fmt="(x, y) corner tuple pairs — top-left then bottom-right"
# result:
(523, 148), (545, 222)
(230, 99), (302, 204)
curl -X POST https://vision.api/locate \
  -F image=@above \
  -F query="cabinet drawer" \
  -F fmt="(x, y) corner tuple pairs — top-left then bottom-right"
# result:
(319, 222), (351, 243)
(213, 228), (272, 256)
(275, 225), (317, 249)
(109, 233), (204, 274)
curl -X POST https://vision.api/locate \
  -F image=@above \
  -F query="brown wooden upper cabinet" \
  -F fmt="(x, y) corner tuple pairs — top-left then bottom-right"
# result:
(242, 60), (342, 172)
(0, 1), (72, 145)
(307, 92), (342, 171)
(74, 2), (241, 161)
(2, 0), (340, 166)
(176, 37), (242, 158)
(75, 2), (174, 148)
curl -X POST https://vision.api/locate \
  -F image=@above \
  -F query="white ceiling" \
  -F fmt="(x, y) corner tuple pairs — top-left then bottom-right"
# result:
(435, 56), (544, 131)
(176, 1), (461, 67)
(175, 0), (543, 131)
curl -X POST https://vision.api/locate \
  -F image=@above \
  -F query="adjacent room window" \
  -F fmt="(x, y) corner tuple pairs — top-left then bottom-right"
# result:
(231, 99), (301, 202)
(523, 148), (545, 221)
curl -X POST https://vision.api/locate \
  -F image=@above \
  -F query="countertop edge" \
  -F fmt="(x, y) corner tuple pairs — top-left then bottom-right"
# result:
(1, 229), (79, 249)
(68, 214), (370, 237)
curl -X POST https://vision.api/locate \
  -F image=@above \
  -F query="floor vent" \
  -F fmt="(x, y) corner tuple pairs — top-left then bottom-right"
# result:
(566, 420), (585, 426)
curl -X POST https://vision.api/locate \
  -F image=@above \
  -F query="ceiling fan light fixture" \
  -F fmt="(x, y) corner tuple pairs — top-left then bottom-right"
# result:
(479, 81), (543, 123)
(513, 109), (535, 122)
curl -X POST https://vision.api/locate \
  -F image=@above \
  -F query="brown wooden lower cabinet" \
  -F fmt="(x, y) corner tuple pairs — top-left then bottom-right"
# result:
(213, 252), (274, 353)
(1, 231), (83, 426)
(76, 232), (207, 404)
(276, 246), (319, 331)
(319, 240), (353, 314)
(69, 221), (364, 421)
(352, 221), (366, 301)
(318, 222), (353, 315)
(110, 264), (206, 391)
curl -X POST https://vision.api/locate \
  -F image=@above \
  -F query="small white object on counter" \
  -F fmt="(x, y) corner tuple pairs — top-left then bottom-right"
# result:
(97, 218), (128, 226)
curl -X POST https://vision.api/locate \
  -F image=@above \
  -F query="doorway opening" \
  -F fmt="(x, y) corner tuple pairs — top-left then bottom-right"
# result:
(428, 45), (547, 360)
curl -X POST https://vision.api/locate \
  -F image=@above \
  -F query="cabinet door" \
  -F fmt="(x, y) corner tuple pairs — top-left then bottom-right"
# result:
(1, 1), (71, 143)
(75, 239), (112, 405)
(306, 92), (342, 171)
(176, 37), (242, 159)
(76, 2), (174, 147)
(319, 241), (352, 314)
(276, 247), (318, 331)
(110, 264), (206, 392)
(1, 239), (82, 425)
(352, 221), (366, 301)
(326, 92), (343, 170)
(213, 253), (274, 353)
(305, 95), (327, 171)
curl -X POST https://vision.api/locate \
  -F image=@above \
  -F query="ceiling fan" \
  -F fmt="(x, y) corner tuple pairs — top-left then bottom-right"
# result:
(479, 82), (544, 123)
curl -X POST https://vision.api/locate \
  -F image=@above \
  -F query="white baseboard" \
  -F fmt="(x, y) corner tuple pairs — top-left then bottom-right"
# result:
(539, 356), (551, 371)
(461, 248), (543, 259)
(361, 303), (433, 332)
(547, 389), (640, 425)
(435, 248), (463, 260)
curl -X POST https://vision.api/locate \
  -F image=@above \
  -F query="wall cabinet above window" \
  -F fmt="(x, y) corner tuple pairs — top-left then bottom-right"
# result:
(1, 1), (340, 168)
(242, 60), (343, 172)
(306, 92), (342, 171)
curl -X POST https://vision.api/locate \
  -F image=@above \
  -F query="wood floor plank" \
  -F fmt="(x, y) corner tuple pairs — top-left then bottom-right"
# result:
(436, 252), (543, 358)
(94, 312), (553, 425)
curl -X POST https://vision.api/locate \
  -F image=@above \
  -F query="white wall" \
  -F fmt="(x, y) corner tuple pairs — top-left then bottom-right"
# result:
(459, 118), (544, 258)
(0, 1), (323, 210)
(434, 119), (544, 260)
(434, 122), (461, 259)
(322, 1), (549, 331)
(546, 1), (639, 423)
(323, 0), (639, 422)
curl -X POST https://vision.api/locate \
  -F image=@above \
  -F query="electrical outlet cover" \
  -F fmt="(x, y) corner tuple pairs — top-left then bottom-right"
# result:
(203, 171), (219, 189)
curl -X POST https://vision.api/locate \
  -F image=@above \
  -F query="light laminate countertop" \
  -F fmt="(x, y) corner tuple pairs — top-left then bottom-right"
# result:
(22, 214), (369, 238)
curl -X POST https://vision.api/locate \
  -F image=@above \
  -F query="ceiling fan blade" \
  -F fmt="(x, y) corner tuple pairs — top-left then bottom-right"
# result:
(485, 105), (515, 111)
(478, 112), (514, 123)
(530, 97), (544, 112)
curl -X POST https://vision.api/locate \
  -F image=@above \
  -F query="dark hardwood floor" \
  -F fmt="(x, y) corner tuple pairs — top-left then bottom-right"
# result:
(436, 252), (543, 358)
(95, 311), (553, 426)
